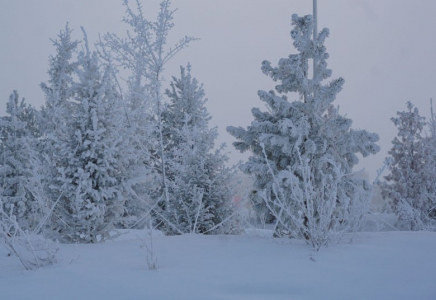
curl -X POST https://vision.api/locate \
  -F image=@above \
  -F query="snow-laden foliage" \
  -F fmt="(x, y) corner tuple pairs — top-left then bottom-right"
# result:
(0, 91), (43, 231)
(43, 29), (143, 243)
(382, 102), (436, 230)
(100, 0), (199, 231)
(227, 14), (379, 249)
(156, 65), (237, 234)
(39, 24), (80, 233)
(426, 99), (436, 225)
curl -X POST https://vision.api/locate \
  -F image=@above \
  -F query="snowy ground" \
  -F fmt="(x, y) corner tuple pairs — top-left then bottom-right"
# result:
(1, 220), (435, 299)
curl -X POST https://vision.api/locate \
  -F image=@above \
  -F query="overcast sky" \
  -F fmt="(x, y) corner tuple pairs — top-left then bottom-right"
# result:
(1, 0), (436, 179)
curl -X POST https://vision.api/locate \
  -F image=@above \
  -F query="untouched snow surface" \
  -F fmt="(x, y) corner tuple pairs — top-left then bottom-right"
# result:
(1, 229), (435, 300)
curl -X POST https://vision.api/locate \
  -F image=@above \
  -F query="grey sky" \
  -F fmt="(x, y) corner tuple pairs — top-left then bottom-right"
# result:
(1, 0), (436, 179)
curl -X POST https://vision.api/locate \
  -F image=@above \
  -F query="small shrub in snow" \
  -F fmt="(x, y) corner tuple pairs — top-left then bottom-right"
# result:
(139, 221), (159, 271)
(0, 202), (58, 270)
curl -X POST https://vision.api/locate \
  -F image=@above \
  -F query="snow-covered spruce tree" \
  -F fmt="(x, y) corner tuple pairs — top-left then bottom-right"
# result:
(100, 0), (196, 230)
(39, 24), (80, 232)
(0, 94), (59, 269)
(0, 91), (43, 231)
(227, 14), (379, 249)
(45, 30), (139, 243)
(382, 102), (436, 230)
(0, 97), (59, 269)
(158, 65), (237, 234)
(40, 23), (79, 137)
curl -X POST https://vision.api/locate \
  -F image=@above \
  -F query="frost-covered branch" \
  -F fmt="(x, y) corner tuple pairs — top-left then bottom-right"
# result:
(0, 201), (58, 270)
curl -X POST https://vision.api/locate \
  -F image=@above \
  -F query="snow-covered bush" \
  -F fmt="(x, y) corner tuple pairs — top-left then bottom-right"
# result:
(227, 14), (379, 249)
(382, 102), (436, 230)
(0, 200), (58, 270)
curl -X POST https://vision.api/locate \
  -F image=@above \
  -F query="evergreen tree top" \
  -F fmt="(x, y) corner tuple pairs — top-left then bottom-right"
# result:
(227, 13), (380, 175)
(165, 64), (211, 128)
